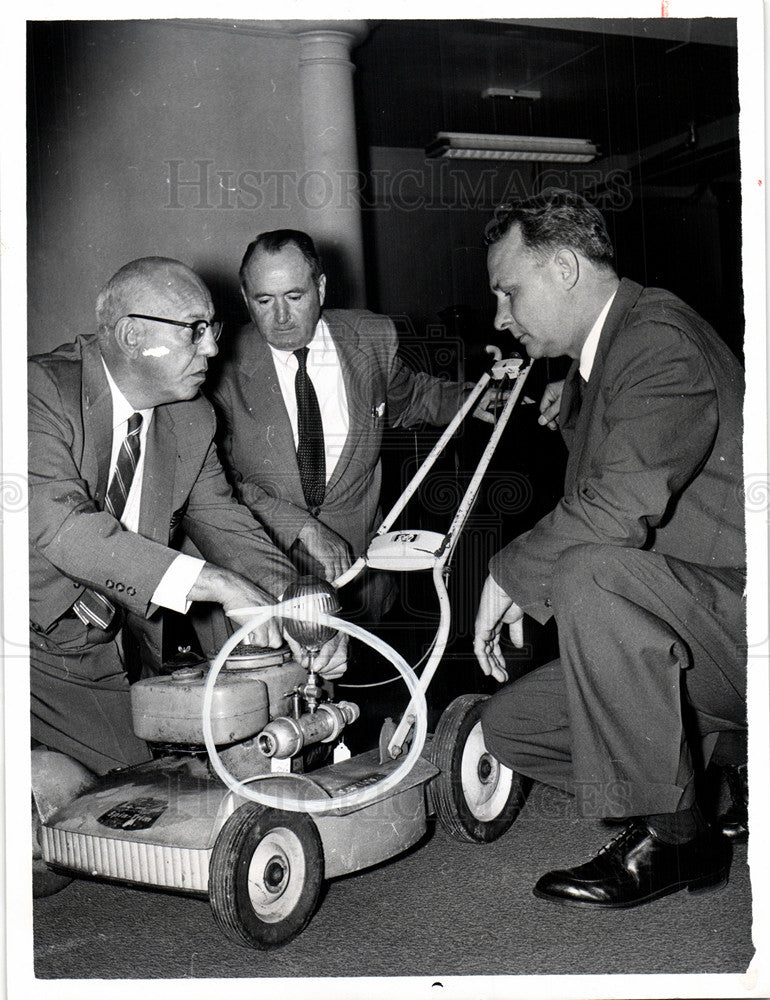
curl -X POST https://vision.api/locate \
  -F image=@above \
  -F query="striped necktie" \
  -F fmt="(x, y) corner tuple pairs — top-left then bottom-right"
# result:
(105, 412), (143, 521)
(293, 347), (326, 512)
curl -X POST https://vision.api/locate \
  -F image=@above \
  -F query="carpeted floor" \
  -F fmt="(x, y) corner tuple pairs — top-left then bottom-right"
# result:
(32, 780), (755, 982)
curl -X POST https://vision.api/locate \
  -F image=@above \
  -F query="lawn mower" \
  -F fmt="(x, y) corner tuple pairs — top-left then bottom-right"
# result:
(33, 353), (533, 950)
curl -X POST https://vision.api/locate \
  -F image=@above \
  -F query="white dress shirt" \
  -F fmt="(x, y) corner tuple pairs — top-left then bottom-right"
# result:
(268, 317), (349, 483)
(579, 290), (617, 381)
(102, 361), (204, 612)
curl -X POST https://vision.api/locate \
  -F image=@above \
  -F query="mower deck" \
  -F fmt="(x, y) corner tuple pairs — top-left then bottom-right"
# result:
(40, 747), (438, 890)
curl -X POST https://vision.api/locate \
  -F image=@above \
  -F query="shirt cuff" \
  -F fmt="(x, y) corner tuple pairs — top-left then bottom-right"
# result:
(151, 554), (206, 613)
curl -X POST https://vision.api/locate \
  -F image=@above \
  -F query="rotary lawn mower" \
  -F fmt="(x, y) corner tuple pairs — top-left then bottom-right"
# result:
(33, 354), (533, 949)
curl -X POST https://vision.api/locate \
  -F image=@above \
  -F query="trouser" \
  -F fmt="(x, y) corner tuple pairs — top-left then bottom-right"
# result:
(481, 544), (746, 819)
(30, 615), (151, 776)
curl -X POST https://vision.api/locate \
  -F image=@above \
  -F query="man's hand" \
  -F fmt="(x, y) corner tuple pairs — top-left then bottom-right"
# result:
(188, 564), (283, 648)
(285, 629), (348, 680)
(473, 385), (510, 424)
(538, 379), (565, 430)
(297, 518), (352, 583)
(473, 575), (524, 683)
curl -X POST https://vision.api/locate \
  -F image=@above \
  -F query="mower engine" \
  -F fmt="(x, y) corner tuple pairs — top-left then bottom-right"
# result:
(131, 644), (359, 775)
(130, 579), (359, 776)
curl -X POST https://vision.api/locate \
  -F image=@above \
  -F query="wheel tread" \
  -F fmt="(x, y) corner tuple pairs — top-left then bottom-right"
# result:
(209, 803), (323, 949)
(430, 693), (527, 844)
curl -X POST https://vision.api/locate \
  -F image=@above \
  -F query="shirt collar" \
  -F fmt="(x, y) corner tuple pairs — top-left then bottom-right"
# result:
(268, 317), (331, 367)
(101, 357), (154, 430)
(579, 290), (617, 381)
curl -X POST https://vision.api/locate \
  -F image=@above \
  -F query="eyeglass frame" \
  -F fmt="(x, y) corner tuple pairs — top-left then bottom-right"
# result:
(125, 313), (222, 344)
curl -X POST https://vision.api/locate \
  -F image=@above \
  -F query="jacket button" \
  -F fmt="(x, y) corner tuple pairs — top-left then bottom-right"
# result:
(115, 582), (125, 593)
(545, 598), (552, 608)
(105, 580), (114, 589)
(127, 586), (136, 597)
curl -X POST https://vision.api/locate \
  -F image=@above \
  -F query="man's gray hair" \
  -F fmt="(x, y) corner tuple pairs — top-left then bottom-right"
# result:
(95, 257), (197, 335)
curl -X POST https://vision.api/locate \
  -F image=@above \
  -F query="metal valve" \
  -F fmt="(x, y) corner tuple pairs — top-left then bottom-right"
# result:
(257, 701), (360, 759)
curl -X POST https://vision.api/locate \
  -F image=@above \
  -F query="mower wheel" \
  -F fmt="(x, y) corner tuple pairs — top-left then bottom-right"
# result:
(430, 693), (528, 843)
(209, 802), (324, 949)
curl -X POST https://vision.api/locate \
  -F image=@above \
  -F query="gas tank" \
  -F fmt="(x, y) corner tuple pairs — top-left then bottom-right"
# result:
(130, 646), (306, 746)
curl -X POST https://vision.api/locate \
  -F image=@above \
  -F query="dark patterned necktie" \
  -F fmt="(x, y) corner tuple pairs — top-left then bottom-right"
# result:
(105, 412), (143, 521)
(293, 347), (326, 510)
(575, 372), (588, 410)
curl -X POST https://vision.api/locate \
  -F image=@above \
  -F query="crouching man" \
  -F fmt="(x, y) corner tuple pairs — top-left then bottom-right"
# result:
(474, 190), (746, 909)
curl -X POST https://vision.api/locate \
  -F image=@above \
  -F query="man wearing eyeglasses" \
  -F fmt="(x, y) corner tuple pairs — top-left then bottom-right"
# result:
(28, 256), (342, 777)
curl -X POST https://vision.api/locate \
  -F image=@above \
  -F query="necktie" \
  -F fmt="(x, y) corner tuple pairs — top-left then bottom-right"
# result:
(70, 412), (141, 630)
(575, 373), (588, 409)
(293, 347), (326, 511)
(105, 412), (143, 521)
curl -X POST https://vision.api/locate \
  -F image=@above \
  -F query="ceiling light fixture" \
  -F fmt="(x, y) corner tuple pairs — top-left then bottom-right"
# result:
(481, 88), (541, 101)
(425, 132), (598, 163)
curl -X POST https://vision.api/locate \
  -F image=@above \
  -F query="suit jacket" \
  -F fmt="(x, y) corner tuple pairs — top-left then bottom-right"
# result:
(211, 309), (468, 559)
(491, 279), (745, 624)
(28, 334), (297, 666)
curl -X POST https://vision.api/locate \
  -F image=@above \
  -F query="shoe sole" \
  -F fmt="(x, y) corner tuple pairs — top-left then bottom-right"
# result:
(532, 869), (729, 909)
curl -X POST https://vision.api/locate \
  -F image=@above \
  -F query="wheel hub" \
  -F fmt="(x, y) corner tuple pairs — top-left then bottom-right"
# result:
(461, 721), (515, 822)
(477, 754), (495, 784)
(263, 856), (288, 893)
(246, 827), (307, 922)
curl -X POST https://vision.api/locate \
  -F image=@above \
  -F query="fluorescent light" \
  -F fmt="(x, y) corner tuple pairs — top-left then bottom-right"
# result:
(425, 132), (598, 163)
(481, 88), (542, 101)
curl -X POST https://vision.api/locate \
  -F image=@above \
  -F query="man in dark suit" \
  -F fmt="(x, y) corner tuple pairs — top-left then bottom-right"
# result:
(473, 190), (746, 909)
(29, 257), (343, 776)
(211, 230), (474, 621)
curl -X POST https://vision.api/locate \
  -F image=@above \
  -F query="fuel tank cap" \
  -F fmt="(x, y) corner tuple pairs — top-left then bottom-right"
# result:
(225, 644), (291, 668)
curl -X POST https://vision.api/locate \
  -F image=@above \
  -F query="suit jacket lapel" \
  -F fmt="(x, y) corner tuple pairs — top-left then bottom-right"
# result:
(239, 327), (305, 505)
(559, 360), (582, 453)
(563, 278), (644, 489)
(80, 339), (114, 510)
(324, 314), (371, 496)
(139, 406), (176, 544)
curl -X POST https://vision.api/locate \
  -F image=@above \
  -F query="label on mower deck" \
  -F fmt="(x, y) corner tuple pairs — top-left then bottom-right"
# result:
(97, 796), (168, 830)
(334, 774), (381, 795)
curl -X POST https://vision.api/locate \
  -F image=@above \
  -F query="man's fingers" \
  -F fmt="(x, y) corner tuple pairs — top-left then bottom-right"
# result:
(320, 544), (351, 583)
(474, 625), (500, 669)
(473, 406), (495, 424)
(538, 400), (560, 427)
(538, 380), (564, 429)
(489, 661), (509, 684)
(508, 617), (524, 648)
(473, 632), (508, 683)
(313, 633), (348, 678)
(267, 620), (283, 647)
(247, 619), (282, 649)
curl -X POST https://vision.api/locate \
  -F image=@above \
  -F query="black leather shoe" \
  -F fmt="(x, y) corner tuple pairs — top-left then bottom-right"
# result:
(533, 821), (731, 909)
(719, 764), (748, 841)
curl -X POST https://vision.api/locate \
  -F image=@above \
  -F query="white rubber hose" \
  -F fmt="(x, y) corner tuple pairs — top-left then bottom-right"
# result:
(202, 600), (428, 815)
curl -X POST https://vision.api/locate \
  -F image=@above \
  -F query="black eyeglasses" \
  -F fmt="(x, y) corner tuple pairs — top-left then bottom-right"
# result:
(126, 314), (223, 344)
